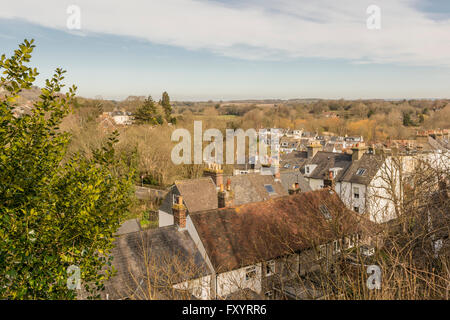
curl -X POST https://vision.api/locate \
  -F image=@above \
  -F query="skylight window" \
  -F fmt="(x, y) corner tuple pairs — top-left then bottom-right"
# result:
(319, 205), (331, 220)
(264, 184), (276, 195)
(356, 168), (366, 176)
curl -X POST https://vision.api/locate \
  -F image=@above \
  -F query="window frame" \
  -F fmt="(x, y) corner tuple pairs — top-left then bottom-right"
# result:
(317, 244), (327, 260)
(245, 266), (257, 281)
(348, 235), (355, 248)
(332, 239), (341, 255)
(353, 186), (360, 199)
(265, 260), (276, 276)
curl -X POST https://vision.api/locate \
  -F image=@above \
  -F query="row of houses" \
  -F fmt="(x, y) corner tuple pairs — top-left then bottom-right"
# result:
(92, 129), (448, 300)
(96, 163), (382, 300)
(99, 110), (133, 128)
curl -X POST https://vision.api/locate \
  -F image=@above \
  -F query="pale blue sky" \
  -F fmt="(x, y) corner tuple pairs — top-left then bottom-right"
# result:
(0, 0), (449, 101)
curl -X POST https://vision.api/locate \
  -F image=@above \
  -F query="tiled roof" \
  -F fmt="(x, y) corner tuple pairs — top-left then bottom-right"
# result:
(279, 171), (312, 193)
(280, 151), (309, 170)
(190, 189), (371, 273)
(228, 174), (288, 205)
(340, 153), (384, 185)
(102, 226), (209, 300)
(175, 178), (218, 213)
(305, 152), (353, 181)
(116, 219), (141, 236)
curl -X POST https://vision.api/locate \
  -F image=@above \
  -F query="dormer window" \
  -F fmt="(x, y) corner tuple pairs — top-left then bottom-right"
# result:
(356, 168), (366, 176)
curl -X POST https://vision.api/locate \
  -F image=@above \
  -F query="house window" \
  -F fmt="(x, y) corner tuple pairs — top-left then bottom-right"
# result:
(245, 266), (257, 281)
(356, 168), (366, 176)
(355, 233), (361, 244)
(353, 187), (360, 199)
(433, 239), (443, 256)
(317, 244), (327, 260)
(348, 235), (355, 248)
(333, 240), (341, 255)
(354, 206), (359, 213)
(264, 184), (276, 195)
(265, 260), (275, 276)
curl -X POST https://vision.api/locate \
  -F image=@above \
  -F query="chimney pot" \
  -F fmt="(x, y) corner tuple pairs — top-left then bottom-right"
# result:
(226, 178), (231, 191)
(203, 164), (223, 187)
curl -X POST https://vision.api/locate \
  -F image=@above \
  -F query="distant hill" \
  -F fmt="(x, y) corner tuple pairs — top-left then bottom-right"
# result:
(124, 95), (146, 102)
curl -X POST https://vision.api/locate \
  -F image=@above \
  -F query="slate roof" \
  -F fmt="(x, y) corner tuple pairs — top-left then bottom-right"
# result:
(169, 174), (287, 214)
(340, 153), (384, 185)
(228, 174), (288, 205)
(174, 178), (218, 213)
(279, 171), (312, 193)
(190, 189), (371, 273)
(116, 219), (142, 236)
(280, 151), (309, 170)
(305, 152), (353, 181)
(102, 226), (210, 300)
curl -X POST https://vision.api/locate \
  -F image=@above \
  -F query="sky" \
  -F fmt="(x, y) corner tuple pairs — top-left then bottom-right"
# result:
(0, 0), (449, 101)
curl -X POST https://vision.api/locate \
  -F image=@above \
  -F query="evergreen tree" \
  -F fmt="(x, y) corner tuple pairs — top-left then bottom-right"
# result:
(161, 91), (172, 122)
(0, 40), (135, 299)
(134, 95), (158, 124)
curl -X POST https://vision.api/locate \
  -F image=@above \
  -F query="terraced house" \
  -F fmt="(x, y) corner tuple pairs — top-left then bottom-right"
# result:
(102, 189), (377, 300)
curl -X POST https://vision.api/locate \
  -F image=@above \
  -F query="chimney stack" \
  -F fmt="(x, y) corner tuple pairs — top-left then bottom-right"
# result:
(226, 178), (231, 191)
(351, 143), (367, 162)
(323, 170), (335, 190)
(172, 196), (187, 230)
(307, 142), (322, 159)
(218, 182), (234, 208)
(288, 183), (301, 195)
(203, 163), (224, 187)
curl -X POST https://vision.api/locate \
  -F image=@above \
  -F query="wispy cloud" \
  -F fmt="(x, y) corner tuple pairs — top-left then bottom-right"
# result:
(2, 0), (450, 66)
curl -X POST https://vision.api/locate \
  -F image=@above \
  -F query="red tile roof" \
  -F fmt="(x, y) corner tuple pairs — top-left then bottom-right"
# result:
(190, 189), (373, 273)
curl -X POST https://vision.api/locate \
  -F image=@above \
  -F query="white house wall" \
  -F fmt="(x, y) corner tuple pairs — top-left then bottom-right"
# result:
(216, 263), (263, 298)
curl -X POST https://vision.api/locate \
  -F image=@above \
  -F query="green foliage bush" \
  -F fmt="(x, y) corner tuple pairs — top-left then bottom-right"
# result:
(0, 40), (135, 299)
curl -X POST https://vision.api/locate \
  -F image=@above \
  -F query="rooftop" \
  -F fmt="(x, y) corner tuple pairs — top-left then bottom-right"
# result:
(190, 189), (370, 273)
